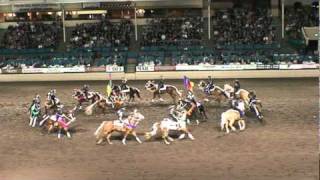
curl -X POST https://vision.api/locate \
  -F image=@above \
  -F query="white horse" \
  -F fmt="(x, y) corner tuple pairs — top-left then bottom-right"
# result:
(145, 110), (195, 145)
(220, 109), (246, 134)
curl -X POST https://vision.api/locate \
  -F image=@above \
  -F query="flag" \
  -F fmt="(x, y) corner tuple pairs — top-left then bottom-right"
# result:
(183, 76), (194, 92)
(106, 73), (112, 97)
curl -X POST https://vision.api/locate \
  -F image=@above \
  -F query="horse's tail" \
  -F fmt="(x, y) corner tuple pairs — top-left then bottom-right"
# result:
(94, 121), (106, 137)
(85, 100), (99, 116)
(169, 85), (182, 97)
(145, 122), (160, 139)
(134, 87), (141, 98)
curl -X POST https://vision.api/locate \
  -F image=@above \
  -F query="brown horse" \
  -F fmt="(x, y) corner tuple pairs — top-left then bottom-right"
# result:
(72, 89), (101, 110)
(145, 80), (182, 104)
(94, 112), (144, 145)
(198, 80), (228, 103)
(42, 110), (76, 139)
(84, 95), (123, 115)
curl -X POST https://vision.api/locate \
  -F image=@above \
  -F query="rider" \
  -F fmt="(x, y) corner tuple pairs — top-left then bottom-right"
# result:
(81, 84), (90, 100)
(47, 89), (57, 106)
(233, 79), (241, 97)
(117, 107), (126, 122)
(30, 94), (41, 112)
(158, 76), (166, 93)
(186, 90), (197, 105)
(205, 76), (215, 95)
(248, 91), (257, 106)
(120, 78), (130, 94)
(232, 94), (245, 117)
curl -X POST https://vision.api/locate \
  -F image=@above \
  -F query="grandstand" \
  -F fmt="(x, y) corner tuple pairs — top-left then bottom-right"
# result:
(0, 0), (318, 74)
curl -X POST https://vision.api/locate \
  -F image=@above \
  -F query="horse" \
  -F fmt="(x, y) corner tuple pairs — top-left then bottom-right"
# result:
(198, 80), (228, 103)
(223, 84), (250, 106)
(176, 99), (208, 125)
(112, 85), (141, 102)
(29, 103), (41, 127)
(84, 95), (123, 116)
(144, 110), (195, 145)
(94, 112), (144, 145)
(220, 109), (246, 134)
(145, 80), (182, 104)
(40, 109), (76, 139)
(72, 89), (102, 110)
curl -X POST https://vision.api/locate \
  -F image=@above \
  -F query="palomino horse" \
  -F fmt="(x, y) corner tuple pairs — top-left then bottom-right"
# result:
(29, 103), (41, 127)
(94, 112), (144, 145)
(144, 110), (195, 145)
(223, 84), (250, 106)
(145, 80), (182, 104)
(84, 95), (123, 115)
(176, 99), (208, 125)
(112, 85), (141, 102)
(197, 80), (228, 103)
(40, 109), (76, 138)
(72, 89), (102, 110)
(220, 109), (246, 134)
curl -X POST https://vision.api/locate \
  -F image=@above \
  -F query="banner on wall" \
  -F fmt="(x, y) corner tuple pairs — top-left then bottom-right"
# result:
(1, 68), (21, 74)
(175, 64), (257, 71)
(106, 65), (124, 72)
(154, 65), (176, 71)
(22, 66), (85, 74)
(136, 65), (155, 72)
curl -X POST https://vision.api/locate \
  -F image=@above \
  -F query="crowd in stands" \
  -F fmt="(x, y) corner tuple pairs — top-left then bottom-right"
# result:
(0, 22), (61, 49)
(141, 17), (203, 46)
(285, 4), (318, 40)
(212, 8), (275, 46)
(70, 19), (132, 48)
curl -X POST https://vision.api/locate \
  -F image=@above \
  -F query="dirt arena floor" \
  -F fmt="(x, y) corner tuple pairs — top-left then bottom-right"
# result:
(0, 78), (318, 180)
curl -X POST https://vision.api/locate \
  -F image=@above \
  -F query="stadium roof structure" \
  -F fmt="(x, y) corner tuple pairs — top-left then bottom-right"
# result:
(0, 0), (163, 5)
(302, 27), (319, 45)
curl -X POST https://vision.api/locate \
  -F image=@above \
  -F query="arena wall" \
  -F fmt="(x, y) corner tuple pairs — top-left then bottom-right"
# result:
(0, 69), (318, 82)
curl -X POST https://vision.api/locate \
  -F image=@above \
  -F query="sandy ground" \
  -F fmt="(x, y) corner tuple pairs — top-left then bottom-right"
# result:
(0, 78), (318, 180)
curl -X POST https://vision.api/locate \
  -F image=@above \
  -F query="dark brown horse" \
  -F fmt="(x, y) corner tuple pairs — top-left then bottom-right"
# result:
(144, 80), (182, 104)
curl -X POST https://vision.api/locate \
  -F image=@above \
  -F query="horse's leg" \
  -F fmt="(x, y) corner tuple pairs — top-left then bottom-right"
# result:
(58, 128), (62, 139)
(162, 129), (170, 145)
(122, 131), (130, 145)
(106, 132), (113, 145)
(29, 116), (33, 126)
(131, 131), (142, 144)
(178, 132), (186, 140)
(225, 122), (230, 134)
(48, 124), (53, 134)
(229, 121), (236, 132)
(32, 117), (37, 127)
(65, 128), (71, 138)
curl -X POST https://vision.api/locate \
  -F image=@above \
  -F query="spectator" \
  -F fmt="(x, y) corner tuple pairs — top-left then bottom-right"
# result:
(1, 22), (61, 49)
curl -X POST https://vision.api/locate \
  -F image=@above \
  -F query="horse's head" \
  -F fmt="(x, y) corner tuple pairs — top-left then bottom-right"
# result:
(145, 80), (156, 91)
(72, 89), (82, 97)
(67, 109), (76, 122)
(198, 80), (206, 90)
(224, 84), (234, 92)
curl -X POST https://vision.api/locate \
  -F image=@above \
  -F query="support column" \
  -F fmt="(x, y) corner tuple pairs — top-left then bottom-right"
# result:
(281, 0), (285, 39)
(208, 0), (211, 40)
(134, 7), (138, 41)
(62, 6), (66, 43)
